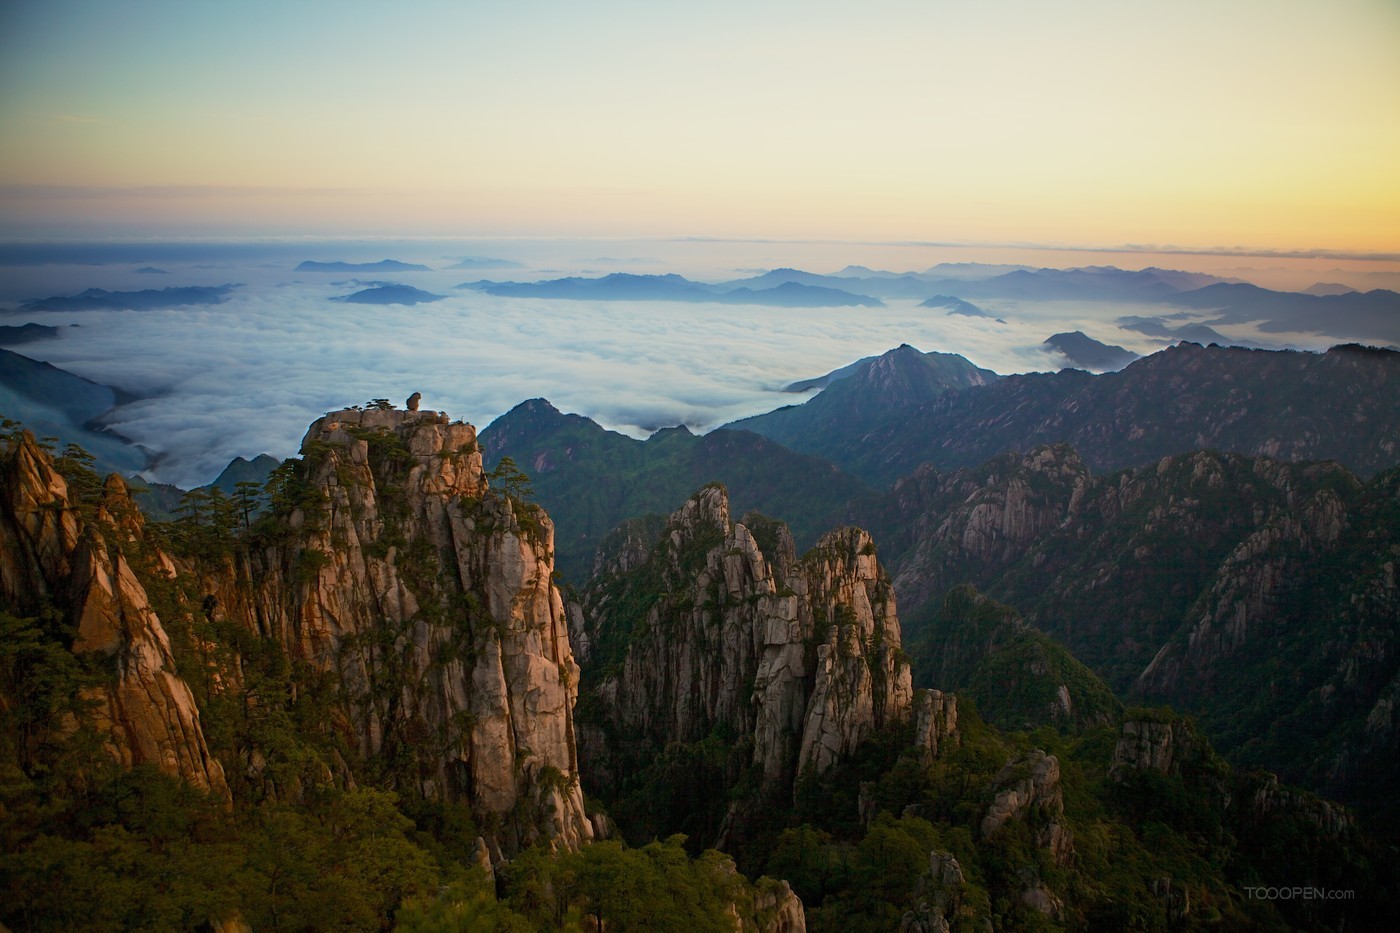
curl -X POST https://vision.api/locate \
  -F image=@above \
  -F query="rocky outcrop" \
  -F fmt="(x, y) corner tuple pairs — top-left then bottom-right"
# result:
(982, 750), (1073, 866)
(0, 409), (597, 857)
(576, 485), (914, 814)
(912, 690), (958, 763)
(889, 445), (1091, 619)
(1135, 471), (1349, 695)
(1111, 712), (1358, 847)
(1239, 771), (1355, 837)
(203, 407), (593, 854)
(877, 441), (1400, 824)
(1108, 715), (1210, 782)
(0, 432), (229, 799)
(900, 850), (975, 933)
(751, 878), (806, 933)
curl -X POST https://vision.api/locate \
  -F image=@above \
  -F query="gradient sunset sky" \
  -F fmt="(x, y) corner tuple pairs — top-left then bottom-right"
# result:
(2, 0), (1398, 253)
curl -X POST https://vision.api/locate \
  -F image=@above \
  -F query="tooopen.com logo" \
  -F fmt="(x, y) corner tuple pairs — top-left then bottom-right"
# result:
(1244, 886), (1355, 901)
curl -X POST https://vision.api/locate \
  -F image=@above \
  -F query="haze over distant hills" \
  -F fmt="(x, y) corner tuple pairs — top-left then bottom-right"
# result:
(0, 346), (147, 473)
(333, 284), (444, 305)
(461, 272), (884, 307)
(18, 284), (237, 312)
(295, 259), (431, 272)
(1043, 331), (1139, 370)
(449, 263), (1400, 344)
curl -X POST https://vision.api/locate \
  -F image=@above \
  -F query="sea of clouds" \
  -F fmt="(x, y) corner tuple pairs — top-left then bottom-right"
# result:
(0, 243), (1339, 487)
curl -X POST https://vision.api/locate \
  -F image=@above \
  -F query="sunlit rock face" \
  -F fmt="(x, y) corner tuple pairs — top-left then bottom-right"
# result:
(1, 409), (595, 856)
(1, 433), (229, 800)
(207, 407), (593, 854)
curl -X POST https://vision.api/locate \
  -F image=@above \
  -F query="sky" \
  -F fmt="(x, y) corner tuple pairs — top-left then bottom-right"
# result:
(2, 0), (1399, 253)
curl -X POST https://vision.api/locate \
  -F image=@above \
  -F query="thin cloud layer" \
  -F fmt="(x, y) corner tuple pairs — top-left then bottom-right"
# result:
(5, 253), (1327, 488)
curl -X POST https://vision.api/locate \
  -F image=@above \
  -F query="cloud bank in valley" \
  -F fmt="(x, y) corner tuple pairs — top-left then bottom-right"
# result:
(11, 278), (1108, 487)
(6, 242), (1370, 489)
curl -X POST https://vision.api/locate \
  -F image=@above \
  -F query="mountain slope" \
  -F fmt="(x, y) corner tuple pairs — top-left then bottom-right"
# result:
(0, 347), (147, 475)
(908, 585), (1122, 732)
(751, 342), (1400, 485)
(874, 441), (1400, 834)
(479, 398), (872, 583)
(1043, 330), (1139, 371)
(725, 344), (1000, 475)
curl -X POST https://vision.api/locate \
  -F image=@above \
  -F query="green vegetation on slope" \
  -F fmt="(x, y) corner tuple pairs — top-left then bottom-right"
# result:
(479, 398), (871, 583)
(908, 585), (1123, 733)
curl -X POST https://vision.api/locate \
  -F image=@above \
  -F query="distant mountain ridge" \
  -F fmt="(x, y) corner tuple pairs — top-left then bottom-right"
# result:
(455, 264), (1398, 342)
(1043, 331), (1139, 371)
(725, 344), (1000, 473)
(295, 259), (431, 272)
(333, 284), (443, 305)
(0, 347), (147, 474)
(461, 272), (883, 307)
(478, 398), (872, 582)
(1166, 282), (1400, 341)
(0, 323), (59, 345)
(919, 295), (995, 317)
(20, 284), (237, 312)
(738, 342), (1400, 485)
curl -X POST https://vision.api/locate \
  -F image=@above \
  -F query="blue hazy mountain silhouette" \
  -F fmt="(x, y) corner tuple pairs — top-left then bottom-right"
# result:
(296, 259), (431, 273)
(20, 285), (237, 312)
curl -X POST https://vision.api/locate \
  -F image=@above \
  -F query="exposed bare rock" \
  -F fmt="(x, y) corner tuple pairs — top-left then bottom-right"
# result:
(982, 749), (1073, 865)
(69, 524), (229, 797)
(912, 689), (959, 763)
(576, 485), (913, 826)
(1018, 874), (1063, 919)
(751, 878), (806, 933)
(1150, 876), (1191, 923)
(208, 407), (593, 853)
(1, 409), (597, 855)
(877, 438), (1399, 822)
(900, 849), (991, 933)
(0, 431), (82, 608)
(1240, 771), (1355, 836)
(890, 444), (1090, 617)
(0, 432), (229, 800)
(1108, 716), (1209, 781)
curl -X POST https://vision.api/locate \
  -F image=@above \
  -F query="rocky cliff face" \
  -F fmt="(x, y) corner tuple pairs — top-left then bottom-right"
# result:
(878, 441), (1400, 827)
(0, 432), (229, 799)
(1109, 712), (1359, 843)
(575, 485), (913, 819)
(1108, 716), (1210, 781)
(981, 750), (1073, 867)
(1, 409), (595, 856)
(209, 407), (592, 853)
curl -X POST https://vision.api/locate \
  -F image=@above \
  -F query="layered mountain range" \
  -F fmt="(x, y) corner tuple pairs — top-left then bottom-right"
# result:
(455, 264), (1400, 343)
(484, 341), (1400, 844)
(4, 333), (1399, 930)
(4, 388), (1397, 929)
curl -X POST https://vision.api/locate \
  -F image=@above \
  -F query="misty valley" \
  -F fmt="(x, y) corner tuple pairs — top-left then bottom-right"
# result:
(2, 246), (1399, 930)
